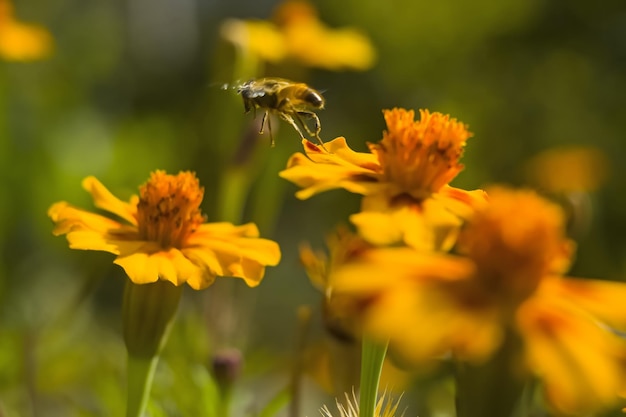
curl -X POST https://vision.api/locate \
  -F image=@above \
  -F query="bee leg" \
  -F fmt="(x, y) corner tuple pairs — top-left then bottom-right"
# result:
(281, 113), (307, 141)
(259, 111), (268, 134)
(268, 115), (276, 147)
(294, 111), (327, 150)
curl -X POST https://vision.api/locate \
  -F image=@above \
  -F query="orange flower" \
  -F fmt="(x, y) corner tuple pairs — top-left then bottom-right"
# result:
(0, 0), (53, 61)
(220, 0), (375, 71)
(49, 171), (281, 289)
(525, 145), (609, 193)
(280, 108), (486, 250)
(331, 187), (626, 415)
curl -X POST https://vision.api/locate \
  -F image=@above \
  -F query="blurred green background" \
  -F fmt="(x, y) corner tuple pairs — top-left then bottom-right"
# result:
(2, 0), (626, 415)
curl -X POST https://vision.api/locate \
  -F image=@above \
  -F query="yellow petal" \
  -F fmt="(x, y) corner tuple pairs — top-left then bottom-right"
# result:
(539, 276), (626, 331)
(82, 176), (137, 225)
(331, 247), (472, 294)
(365, 285), (501, 364)
(193, 222), (260, 239)
(49, 202), (125, 235)
(65, 230), (145, 255)
(279, 138), (384, 200)
(114, 251), (160, 285)
(0, 20), (53, 61)
(517, 295), (625, 414)
(351, 195), (462, 251)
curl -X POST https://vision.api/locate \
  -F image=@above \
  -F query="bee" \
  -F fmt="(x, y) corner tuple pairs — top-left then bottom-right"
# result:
(238, 78), (325, 147)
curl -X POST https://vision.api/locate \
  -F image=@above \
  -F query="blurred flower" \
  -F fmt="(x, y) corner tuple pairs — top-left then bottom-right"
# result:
(220, 0), (375, 71)
(220, 18), (287, 63)
(301, 226), (372, 342)
(320, 390), (404, 417)
(525, 145), (609, 193)
(280, 108), (487, 250)
(48, 171), (281, 289)
(301, 227), (412, 396)
(0, 0), (53, 61)
(331, 187), (626, 415)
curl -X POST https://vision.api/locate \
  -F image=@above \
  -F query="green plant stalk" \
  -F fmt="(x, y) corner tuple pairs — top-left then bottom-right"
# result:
(359, 337), (388, 417)
(455, 329), (527, 417)
(126, 355), (159, 417)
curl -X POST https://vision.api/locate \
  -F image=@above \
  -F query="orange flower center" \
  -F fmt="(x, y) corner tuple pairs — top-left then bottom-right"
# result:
(457, 187), (571, 306)
(370, 108), (471, 200)
(136, 171), (205, 248)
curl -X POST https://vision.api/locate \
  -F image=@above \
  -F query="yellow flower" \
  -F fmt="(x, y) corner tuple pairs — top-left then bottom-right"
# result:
(220, 18), (287, 63)
(220, 0), (375, 71)
(280, 108), (487, 250)
(0, 0), (53, 61)
(331, 187), (626, 415)
(525, 145), (609, 193)
(301, 227), (412, 396)
(48, 171), (281, 289)
(320, 390), (404, 417)
(273, 0), (376, 71)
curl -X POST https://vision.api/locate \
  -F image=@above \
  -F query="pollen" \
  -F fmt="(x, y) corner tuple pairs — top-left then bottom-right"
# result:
(371, 108), (471, 200)
(136, 171), (206, 248)
(458, 187), (570, 304)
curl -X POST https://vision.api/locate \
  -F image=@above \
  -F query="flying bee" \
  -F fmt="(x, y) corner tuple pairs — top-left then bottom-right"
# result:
(237, 78), (325, 147)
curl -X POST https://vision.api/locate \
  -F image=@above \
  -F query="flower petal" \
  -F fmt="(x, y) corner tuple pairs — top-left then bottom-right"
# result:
(517, 295), (626, 414)
(49, 202), (142, 254)
(82, 176), (137, 225)
(351, 195), (463, 251)
(280, 138), (384, 200)
(539, 277), (626, 331)
(114, 246), (200, 286)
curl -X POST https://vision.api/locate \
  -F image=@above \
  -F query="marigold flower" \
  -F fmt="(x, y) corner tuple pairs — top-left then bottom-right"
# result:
(0, 0), (53, 61)
(331, 187), (626, 415)
(525, 145), (609, 193)
(280, 108), (486, 250)
(48, 171), (281, 289)
(274, 0), (376, 71)
(220, 0), (375, 71)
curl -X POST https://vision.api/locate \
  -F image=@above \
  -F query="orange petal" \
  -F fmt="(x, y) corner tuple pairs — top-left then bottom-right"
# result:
(114, 247), (200, 286)
(82, 176), (137, 225)
(517, 295), (625, 414)
(539, 277), (626, 331)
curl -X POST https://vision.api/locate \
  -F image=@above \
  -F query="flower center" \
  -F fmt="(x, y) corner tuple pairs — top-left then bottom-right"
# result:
(136, 171), (205, 248)
(370, 108), (471, 200)
(457, 187), (570, 306)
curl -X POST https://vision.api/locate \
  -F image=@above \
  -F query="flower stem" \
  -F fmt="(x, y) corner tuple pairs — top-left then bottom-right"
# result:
(126, 354), (159, 417)
(359, 337), (388, 417)
(455, 329), (526, 417)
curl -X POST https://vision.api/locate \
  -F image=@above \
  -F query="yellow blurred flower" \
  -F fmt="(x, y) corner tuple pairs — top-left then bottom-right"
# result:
(320, 390), (404, 417)
(301, 227), (412, 396)
(525, 145), (609, 193)
(0, 0), (53, 61)
(280, 108), (487, 250)
(48, 171), (281, 289)
(273, 0), (376, 71)
(220, 18), (287, 63)
(331, 187), (626, 415)
(220, 0), (375, 71)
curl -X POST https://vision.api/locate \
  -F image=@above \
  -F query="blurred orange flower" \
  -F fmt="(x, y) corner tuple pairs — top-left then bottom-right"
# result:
(525, 145), (609, 193)
(220, 0), (375, 71)
(48, 171), (281, 289)
(331, 187), (626, 415)
(0, 0), (53, 61)
(280, 108), (487, 250)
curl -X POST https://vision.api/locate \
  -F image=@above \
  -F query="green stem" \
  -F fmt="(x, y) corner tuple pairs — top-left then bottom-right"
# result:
(455, 329), (526, 417)
(126, 354), (159, 417)
(359, 338), (388, 417)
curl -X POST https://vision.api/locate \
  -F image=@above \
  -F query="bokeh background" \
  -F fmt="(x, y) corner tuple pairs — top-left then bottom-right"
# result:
(2, 0), (626, 415)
